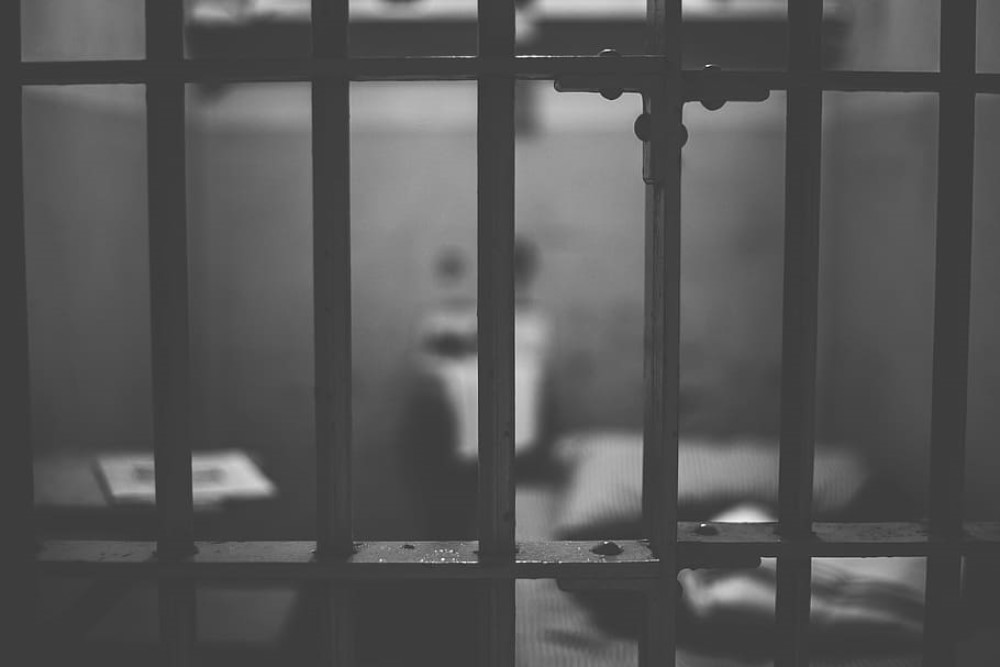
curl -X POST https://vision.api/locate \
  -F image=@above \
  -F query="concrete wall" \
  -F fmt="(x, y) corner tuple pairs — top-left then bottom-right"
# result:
(821, 0), (1000, 518)
(21, 0), (1000, 539)
(23, 80), (792, 538)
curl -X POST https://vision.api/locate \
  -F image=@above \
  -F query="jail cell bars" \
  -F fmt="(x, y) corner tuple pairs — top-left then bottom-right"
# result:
(6, 1), (1000, 666)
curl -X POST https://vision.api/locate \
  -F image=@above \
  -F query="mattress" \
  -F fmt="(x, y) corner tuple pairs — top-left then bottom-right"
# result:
(511, 436), (926, 667)
(516, 577), (922, 667)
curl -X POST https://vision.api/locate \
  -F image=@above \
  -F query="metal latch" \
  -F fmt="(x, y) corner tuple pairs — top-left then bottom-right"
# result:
(554, 51), (771, 182)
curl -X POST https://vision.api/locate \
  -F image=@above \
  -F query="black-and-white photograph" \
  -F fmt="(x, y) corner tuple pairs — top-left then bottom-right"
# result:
(6, 1), (1000, 665)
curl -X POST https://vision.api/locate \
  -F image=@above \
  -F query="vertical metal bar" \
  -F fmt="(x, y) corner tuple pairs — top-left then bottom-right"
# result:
(477, 2), (516, 666)
(158, 583), (196, 667)
(312, 3), (353, 562)
(639, 2), (681, 667)
(775, 1), (824, 665)
(147, 43), (193, 563)
(477, 579), (515, 667)
(312, 1), (354, 665)
(639, 577), (676, 667)
(146, 2), (196, 665)
(642, 0), (682, 567)
(924, 2), (977, 665)
(314, 582), (354, 667)
(477, 5), (516, 565)
(1, 2), (37, 662)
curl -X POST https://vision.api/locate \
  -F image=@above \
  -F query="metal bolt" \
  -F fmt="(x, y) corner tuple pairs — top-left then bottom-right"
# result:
(634, 113), (651, 141)
(700, 64), (726, 111)
(634, 114), (688, 149)
(591, 540), (624, 556)
(676, 123), (689, 147)
(695, 523), (719, 536)
(598, 49), (624, 100)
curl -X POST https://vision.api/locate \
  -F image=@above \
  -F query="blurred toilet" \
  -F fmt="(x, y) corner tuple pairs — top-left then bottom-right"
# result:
(418, 304), (551, 464)
(417, 238), (552, 464)
(411, 240), (552, 538)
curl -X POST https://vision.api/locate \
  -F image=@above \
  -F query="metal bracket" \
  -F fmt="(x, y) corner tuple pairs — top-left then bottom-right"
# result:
(553, 56), (771, 110)
(554, 54), (770, 182)
(680, 63), (772, 110)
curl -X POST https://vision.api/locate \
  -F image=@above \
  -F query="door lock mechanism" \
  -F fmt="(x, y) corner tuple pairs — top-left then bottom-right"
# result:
(554, 55), (770, 182)
(554, 55), (770, 111)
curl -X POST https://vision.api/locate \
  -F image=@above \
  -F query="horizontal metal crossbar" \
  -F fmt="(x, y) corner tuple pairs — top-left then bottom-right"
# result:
(18, 55), (667, 85)
(190, 0), (835, 23)
(39, 540), (658, 581)
(35, 522), (1000, 581)
(15, 58), (1000, 93)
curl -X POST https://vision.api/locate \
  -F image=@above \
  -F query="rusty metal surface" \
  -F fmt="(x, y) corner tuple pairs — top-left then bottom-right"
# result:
(35, 522), (1000, 580)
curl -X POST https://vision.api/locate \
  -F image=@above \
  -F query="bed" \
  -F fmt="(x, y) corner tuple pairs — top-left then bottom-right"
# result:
(502, 432), (999, 667)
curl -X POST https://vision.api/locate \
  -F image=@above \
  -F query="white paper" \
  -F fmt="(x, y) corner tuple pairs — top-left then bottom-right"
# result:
(97, 450), (276, 506)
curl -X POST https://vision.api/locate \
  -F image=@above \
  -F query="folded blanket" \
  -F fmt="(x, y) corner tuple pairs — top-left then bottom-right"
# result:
(678, 505), (925, 655)
(552, 431), (925, 657)
(518, 576), (922, 667)
(553, 431), (872, 539)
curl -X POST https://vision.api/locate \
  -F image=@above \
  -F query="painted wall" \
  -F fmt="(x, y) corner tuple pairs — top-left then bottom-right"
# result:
(821, 0), (1000, 519)
(23, 80), (792, 538)
(21, 0), (1000, 542)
